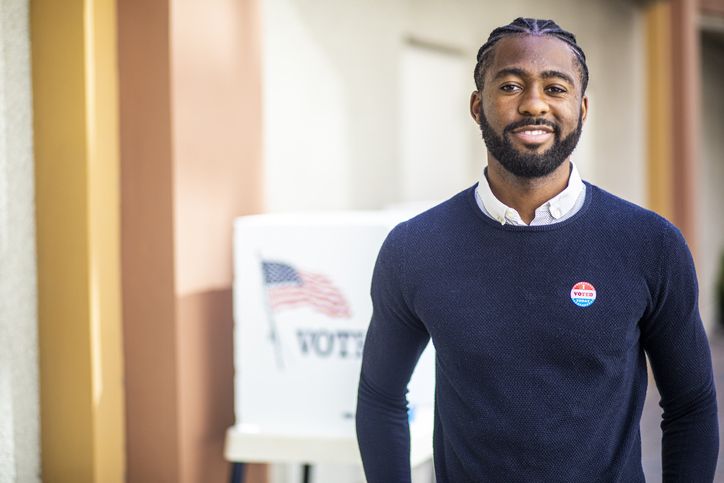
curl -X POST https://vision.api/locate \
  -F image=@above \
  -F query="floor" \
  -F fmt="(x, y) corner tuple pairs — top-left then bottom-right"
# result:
(641, 326), (724, 482)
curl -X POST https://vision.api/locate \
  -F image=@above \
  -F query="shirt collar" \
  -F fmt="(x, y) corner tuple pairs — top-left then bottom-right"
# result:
(476, 161), (584, 226)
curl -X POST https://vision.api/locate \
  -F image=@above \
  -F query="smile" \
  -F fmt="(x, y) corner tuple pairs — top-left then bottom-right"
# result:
(510, 129), (554, 145)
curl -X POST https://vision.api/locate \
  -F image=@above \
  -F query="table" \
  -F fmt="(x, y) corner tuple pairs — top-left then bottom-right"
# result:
(224, 408), (434, 482)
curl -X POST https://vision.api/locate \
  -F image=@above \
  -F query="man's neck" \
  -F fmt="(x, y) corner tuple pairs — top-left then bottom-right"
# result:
(485, 157), (572, 225)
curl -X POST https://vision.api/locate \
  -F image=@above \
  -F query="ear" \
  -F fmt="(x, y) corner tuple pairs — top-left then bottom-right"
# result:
(470, 91), (482, 124)
(580, 95), (589, 124)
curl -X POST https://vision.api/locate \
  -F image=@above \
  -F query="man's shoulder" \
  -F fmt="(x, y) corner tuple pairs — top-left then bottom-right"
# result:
(587, 182), (679, 236)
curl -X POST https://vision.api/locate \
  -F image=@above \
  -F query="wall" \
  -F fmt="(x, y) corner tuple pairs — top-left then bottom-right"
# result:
(171, 1), (265, 481)
(699, 31), (724, 329)
(120, 0), (266, 481)
(262, 0), (646, 214)
(32, 0), (126, 479)
(0, 0), (39, 481)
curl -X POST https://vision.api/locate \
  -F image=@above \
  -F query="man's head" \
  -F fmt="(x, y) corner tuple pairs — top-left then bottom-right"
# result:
(470, 18), (589, 179)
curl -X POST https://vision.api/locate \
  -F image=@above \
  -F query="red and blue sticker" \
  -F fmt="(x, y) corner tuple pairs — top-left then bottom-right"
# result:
(570, 282), (596, 307)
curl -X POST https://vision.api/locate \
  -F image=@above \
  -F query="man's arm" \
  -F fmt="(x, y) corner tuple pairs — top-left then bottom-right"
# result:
(356, 223), (430, 483)
(641, 224), (719, 482)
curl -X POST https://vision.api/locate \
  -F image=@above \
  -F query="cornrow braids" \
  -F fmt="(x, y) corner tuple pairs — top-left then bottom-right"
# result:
(474, 17), (589, 93)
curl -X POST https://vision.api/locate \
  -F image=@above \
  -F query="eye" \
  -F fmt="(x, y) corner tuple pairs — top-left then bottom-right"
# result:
(500, 84), (521, 93)
(545, 85), (567, 95)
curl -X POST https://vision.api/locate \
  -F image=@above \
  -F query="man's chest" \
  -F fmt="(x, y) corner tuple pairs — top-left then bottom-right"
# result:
(407, 248), (650, 374)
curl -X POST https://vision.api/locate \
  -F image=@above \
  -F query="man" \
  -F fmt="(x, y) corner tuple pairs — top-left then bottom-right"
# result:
(356, 18), (719, 483)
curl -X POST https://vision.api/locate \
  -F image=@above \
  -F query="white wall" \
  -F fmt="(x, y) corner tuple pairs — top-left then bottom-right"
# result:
(262, 0), (646, 214)
(399, 43), (479, 204)
(699, 32), (724, 330)
(0, 0), (39, 482)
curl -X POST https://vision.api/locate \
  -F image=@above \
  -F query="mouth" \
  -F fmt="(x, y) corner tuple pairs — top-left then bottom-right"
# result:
(509, 125), (555, 146)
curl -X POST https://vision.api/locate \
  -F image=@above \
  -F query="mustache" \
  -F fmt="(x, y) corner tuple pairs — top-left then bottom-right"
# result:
(503, 118), (560, 135)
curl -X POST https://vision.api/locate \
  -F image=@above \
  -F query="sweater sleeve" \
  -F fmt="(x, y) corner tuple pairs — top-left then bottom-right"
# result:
(641, 223), (719, 482)
(356, 223), (430, 483)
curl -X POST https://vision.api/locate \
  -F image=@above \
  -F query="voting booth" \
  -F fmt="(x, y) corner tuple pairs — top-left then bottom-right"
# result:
(225, 211), (435, 469)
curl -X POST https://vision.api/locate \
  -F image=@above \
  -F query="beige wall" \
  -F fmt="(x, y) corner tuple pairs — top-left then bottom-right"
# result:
(171, 2), (264, 481)
(171, 0), (263, 296)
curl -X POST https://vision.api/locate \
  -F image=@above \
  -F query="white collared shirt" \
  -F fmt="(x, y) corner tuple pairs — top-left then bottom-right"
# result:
(474, 161), (586, 226)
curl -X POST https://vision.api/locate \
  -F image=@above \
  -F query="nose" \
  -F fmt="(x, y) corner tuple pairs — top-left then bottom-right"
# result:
(518, 87), (549, 117)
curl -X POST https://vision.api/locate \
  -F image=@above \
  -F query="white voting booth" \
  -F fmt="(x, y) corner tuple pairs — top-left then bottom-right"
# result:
(224, 212), (435, 476)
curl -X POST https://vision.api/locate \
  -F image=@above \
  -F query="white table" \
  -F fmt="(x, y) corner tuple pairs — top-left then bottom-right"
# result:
(224, 408), (435, 482)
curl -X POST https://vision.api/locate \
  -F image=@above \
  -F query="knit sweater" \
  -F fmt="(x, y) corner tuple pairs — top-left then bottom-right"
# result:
(356, 183), (718, 483)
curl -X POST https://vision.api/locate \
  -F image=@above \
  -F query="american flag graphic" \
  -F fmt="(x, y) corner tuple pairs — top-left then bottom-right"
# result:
(261, 261), (351, 318)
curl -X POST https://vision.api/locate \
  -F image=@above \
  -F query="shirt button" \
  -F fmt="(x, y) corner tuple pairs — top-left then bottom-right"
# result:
(551, 206), (562, 218)
(505, 209), (516, 219)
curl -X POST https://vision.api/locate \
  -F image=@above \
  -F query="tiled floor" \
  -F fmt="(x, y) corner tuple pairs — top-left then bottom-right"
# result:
(641, 326), (724, 483)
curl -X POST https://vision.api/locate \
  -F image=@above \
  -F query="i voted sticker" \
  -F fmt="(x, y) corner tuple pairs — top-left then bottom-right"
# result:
(571, 282), (596, 307)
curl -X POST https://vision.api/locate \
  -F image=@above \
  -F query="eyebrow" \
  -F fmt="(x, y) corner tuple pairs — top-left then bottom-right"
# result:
(493, 67), (575, 86)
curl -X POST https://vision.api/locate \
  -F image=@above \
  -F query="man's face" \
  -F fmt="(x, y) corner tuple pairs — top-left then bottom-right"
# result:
(470, 35), (588, 178)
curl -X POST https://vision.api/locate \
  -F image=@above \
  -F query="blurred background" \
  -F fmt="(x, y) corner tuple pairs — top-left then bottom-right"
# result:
(1, 0), (723, 481)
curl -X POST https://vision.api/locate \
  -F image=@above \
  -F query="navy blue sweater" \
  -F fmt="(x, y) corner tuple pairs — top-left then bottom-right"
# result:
(356, 183), (718, 482)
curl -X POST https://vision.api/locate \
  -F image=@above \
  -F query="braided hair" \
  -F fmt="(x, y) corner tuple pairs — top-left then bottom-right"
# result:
(474, 18), (589, 93)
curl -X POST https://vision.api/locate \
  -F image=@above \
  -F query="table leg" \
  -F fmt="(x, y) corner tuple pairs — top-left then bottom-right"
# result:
(302, 463), (312, 483)
(230, 462), (246, 483)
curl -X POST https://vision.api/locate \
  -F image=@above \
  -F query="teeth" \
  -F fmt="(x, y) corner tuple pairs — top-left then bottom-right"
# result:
(522, 130), (547, 135)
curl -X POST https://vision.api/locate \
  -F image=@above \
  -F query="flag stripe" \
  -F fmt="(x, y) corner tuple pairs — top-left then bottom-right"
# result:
(267, 296), (350, 317)
(268, 291), (348, 308)
(268, 291), (347, 307)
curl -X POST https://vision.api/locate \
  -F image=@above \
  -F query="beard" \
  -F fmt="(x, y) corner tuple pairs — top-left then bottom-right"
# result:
(478, 107), (583, 178)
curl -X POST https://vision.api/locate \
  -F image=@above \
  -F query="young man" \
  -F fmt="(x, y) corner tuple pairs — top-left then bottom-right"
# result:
(356, 18), (718, 482)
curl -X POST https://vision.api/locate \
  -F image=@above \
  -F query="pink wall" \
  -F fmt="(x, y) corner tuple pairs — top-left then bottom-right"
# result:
(119, 0), (266, 481)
